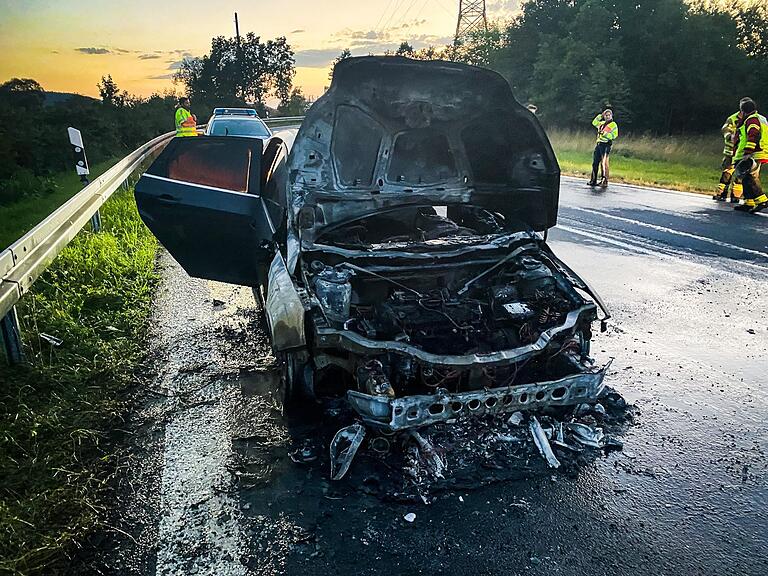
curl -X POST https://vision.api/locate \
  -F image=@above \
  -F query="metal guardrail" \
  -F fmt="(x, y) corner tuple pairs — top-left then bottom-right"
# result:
(0, 116), (304, 363)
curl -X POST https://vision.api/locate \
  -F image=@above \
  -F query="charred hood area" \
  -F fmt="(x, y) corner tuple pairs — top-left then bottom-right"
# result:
(288, 57), (561, 244)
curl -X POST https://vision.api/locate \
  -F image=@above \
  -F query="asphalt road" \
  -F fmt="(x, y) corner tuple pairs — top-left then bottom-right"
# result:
(103, 178), (768, 576)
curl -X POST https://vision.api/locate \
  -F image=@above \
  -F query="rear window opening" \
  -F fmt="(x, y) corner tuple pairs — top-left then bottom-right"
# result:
(146, 137), (261, 193)
(167, 142), (253, 192)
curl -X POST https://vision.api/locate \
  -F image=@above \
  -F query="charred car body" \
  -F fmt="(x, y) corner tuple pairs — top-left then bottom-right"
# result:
(135, 57), (610, 435)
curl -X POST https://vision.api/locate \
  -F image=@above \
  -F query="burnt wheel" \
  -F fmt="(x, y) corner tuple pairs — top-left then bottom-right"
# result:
(278, 350), (313, 412)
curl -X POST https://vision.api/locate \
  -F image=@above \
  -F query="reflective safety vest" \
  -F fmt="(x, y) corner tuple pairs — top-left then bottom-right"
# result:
(734, 112), (768, 161)
(722, 112), (739, 157)
(175, 107), (198, 137)
(592, 114), (619, 144)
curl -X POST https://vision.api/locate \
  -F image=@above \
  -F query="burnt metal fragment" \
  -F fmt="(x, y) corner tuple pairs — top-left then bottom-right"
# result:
(329, 423), (366, 480)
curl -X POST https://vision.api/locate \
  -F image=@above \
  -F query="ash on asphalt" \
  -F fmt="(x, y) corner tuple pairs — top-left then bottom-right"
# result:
(107, 184), (768, 576)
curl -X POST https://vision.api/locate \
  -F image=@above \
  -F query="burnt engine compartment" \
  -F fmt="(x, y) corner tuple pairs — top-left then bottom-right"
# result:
(349, 255), (581, 357)
(305, 211), (597, 397)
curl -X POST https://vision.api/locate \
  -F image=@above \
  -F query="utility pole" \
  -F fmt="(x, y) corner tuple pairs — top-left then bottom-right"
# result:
(234, 12), (243, 101)
(454, 0), (488, 44)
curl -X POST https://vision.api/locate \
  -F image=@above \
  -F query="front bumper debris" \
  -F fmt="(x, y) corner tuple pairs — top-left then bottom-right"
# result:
(347, 367), (608, 431)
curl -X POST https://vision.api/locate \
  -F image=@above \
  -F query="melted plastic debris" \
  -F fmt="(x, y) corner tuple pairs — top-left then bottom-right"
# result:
(329, 424), (366, 480)
(529, 416), (561, 468)
(306, 387), (633, 502)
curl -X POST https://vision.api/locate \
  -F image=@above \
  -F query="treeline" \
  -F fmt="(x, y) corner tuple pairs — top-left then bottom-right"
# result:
(175, 32), (298, 115)
(393, 0), (768, 134)
(0, 77), (179, 205)
(0, 30), (307, 207)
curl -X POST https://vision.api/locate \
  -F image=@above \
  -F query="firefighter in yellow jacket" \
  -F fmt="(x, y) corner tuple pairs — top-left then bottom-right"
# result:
(588, 109), (619, 188)
(733, 97), (768, 214)
(175, 97), (198, 137)
(713, 111), (742, 202)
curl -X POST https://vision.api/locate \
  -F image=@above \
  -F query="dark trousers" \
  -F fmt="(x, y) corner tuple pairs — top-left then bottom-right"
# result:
(590, 141), (612, 183)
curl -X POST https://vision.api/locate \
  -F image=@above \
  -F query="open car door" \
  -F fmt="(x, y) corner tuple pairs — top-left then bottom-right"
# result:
(135, 136), (275, 286)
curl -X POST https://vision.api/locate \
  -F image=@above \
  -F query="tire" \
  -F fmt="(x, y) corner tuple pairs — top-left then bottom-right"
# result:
(278, 350), (313, 412)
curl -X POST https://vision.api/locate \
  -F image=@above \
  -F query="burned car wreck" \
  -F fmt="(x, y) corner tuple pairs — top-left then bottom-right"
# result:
(135, 57), (613, 477)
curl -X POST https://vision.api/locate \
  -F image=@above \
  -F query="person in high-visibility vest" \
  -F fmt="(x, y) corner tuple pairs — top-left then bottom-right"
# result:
(175, 97), (198, 137)
(732, 98), (768, 214)
(588, 109), (619, 188)
(713, 111), (742, 202)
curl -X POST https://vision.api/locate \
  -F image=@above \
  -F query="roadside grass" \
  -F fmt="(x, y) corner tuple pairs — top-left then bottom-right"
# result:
(548, 129), (724, 193)
(0, 188), (158, 575)
(0, 160), (117, 250)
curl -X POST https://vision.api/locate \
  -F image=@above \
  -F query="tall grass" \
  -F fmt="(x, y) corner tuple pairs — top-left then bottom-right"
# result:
(0, 189), (158, 575)
(547, 129), (725, 193)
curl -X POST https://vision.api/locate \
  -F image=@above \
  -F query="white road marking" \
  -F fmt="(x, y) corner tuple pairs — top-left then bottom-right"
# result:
(156, 397), (248, 576)
(151, 260), (249, 576)
(557, 222), (768, 273)
(561, 175), (768, 215)
(567, 205), (768, 260)
(556, 224), (661, 257)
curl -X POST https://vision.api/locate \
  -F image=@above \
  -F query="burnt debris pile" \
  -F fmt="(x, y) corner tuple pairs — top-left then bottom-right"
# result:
(296, 387), (635, 503)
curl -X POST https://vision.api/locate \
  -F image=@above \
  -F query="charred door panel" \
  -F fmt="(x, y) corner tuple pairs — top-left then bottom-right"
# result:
(135, 137), (272, 286)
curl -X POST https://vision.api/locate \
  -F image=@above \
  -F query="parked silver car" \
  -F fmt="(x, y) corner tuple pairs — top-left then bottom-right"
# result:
(204, 108), (273, 141)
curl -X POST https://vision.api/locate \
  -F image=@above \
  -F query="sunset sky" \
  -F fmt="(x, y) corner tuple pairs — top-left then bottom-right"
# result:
(0, 0), (520, 101)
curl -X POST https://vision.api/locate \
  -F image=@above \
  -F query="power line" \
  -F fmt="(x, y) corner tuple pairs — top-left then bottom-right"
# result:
(381, 0), (409, 32)
(413, 0), (433, 23)
(374, 0), (398, 32)
(392, 0), (421, 31)
(432, 0), (453, 14)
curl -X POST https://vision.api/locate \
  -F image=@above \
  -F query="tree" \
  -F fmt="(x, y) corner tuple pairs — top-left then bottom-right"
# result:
(430, 0), (768, 133)
(395, 41), (414, 56)
(276, 87), (309, 116)
(176, 33), (295, 112)
(0, 78), (45, 109)
(329, 48), (352, 82)
(97, 74), (126, 107)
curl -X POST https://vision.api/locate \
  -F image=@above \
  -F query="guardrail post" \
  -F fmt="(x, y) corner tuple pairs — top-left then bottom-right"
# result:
(84, 175), (102, 231)
(1, 306), (25, 364)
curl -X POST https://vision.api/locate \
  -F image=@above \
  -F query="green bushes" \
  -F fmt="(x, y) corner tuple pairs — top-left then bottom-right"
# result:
(0, 189), (158, 575)
(0, 79), (179, 206)
(0, 170), (57, 207)
(0, 159), (117, 250)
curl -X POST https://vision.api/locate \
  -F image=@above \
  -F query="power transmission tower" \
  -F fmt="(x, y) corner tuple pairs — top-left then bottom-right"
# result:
(454, 0), (487, 44)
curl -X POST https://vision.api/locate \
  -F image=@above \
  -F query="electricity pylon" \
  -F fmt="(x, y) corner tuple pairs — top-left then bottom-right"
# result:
(454, 0), (488, 44)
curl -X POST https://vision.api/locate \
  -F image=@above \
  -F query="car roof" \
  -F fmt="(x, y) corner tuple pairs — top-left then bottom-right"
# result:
(212, 107), (258, 117)
(210, 115), (265, 122)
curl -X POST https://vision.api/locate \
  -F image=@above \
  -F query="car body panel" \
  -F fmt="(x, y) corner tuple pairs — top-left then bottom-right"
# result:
(134, 136), (274, 286)
(288, 56), (560, 248)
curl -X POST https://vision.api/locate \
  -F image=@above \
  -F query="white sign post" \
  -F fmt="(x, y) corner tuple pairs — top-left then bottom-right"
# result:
(67, 127), (100, 231)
